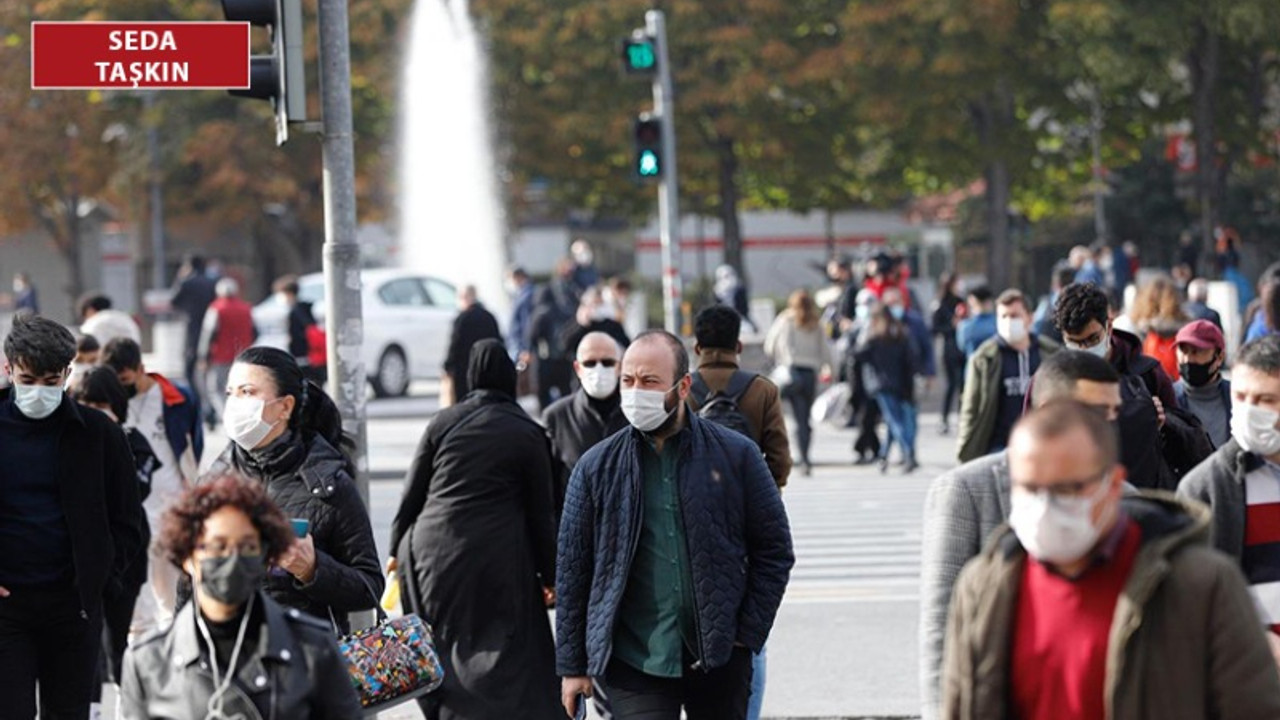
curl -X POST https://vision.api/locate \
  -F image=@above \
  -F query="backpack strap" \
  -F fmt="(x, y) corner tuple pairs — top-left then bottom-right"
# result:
(723, 369), (758, 401)
(691, 371), (712, 406)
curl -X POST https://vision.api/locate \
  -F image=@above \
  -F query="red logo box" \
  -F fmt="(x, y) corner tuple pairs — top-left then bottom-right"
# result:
(32, 22), (251, 90)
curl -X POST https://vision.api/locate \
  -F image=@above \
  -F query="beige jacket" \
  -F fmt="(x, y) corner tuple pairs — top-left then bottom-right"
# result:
(942, 492), (1280, 720)
(689, 348), (792, 488)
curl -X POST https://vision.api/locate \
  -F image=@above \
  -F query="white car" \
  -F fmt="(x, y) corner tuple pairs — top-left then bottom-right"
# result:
(252, 269), (458, 397)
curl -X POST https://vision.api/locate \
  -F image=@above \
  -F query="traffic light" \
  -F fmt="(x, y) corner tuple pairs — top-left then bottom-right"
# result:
(621, 32), (657, 76)
(222, 0), (306, 145)
(634, 114), (662, 181)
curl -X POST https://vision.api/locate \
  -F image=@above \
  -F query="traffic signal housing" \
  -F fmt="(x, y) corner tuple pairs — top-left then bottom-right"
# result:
(621, 32), (658, 76)
(634, 114), (662, 181)
(222, 0), (306, 144)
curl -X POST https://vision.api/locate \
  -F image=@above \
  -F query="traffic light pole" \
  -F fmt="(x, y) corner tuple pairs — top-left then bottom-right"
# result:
(647, 10), (682, 335)
(316, 0), (370, 570)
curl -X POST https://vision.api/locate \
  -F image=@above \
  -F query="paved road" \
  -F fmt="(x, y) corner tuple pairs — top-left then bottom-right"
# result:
(109, 389), (957, 719)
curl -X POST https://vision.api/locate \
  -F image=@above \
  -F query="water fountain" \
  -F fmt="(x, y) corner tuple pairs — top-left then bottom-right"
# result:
(399, 0), (508, 318)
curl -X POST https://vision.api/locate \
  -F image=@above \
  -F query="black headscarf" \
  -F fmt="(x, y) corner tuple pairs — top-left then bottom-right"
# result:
(467, 338), (517, 399)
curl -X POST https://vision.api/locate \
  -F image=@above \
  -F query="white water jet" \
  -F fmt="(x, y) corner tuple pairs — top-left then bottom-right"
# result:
(399, 0), (508, 318)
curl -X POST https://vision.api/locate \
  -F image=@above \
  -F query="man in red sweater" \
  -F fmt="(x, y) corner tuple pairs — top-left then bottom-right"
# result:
(198, 277), (257, 426)
(941, 400), (1280, 719)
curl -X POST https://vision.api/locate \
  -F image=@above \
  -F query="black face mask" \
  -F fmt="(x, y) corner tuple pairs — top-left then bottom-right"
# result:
(198, 552), (266, 606)
(122, 384), (138, 400)
(1178, 358), (1218, 388)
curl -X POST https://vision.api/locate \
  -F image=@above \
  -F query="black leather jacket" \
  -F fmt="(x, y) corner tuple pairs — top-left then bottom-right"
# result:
(119, 592), (362, 720)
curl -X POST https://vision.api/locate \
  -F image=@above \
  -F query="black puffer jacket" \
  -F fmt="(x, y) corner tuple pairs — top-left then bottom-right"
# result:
(556, 414), (794, 677)
(207, 432), (383, 633)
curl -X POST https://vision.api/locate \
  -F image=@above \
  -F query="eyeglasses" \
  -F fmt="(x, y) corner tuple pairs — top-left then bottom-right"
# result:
(580, 359), (617, 368)
(195, 540), (263, 558)
(1013, 471), (1110, 503)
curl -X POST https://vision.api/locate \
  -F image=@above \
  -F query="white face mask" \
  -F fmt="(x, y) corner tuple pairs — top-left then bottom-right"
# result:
(13, 381), (64, 420)
(223, 396), (281, 451)
(1067, 331), (1109, 360)
(1009, 479), (1110, 565)
(573, 249), (594, 266)
(997, 317), (1029, 345)
(65, 362), (94, 390)
(579, 364), (619, 400)
(620, 383), (678, 433)
(592, 303), (614, 321)
(1232, 401), (1280, 457)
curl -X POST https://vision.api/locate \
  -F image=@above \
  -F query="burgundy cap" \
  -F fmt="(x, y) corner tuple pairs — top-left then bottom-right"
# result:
(1175, 319), (1224, 351)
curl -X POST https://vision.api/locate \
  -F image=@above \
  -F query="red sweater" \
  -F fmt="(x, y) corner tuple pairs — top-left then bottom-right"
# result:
(1010, 519), (1142, 720)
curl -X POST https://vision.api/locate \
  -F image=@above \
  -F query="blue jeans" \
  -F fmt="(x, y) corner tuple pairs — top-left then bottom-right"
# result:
(747, 646), (767, 720)
(874, 392), (917, 462)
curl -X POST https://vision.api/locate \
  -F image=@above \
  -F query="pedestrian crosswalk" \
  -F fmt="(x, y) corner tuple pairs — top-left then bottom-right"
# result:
(781, 474), (932, 604)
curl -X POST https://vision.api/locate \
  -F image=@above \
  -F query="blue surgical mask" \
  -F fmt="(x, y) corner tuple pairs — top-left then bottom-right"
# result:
(13, 382), (64, 420)
(889, 305), (905, 321)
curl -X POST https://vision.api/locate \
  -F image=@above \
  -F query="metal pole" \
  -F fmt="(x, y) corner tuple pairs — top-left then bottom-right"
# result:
(316, 1), (369, 518)
(145, 92), (165, 290)
(647, 10), (682, 335)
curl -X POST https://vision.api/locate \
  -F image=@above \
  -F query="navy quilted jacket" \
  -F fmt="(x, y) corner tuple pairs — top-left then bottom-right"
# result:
(555, 414), (794, 677)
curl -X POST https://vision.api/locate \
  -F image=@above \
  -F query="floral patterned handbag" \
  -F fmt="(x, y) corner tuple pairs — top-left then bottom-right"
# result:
(338, 592), (445, 714)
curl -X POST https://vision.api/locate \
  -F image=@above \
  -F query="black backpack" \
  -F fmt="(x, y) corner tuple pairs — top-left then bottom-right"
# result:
(691, 370), (759, 444)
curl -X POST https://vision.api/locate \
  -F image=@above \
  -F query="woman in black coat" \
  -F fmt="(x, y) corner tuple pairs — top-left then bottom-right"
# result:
(390, 339), (560, 720)
(855, 303), (921, 473)
(206, 346), (382, 633)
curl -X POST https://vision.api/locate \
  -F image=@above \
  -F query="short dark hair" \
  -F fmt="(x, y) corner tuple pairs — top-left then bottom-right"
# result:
(77, 293), (112, 319)
(3, 314), (76, 376)
(1013, 399), (1119, 471)
(187, 254), (207, 273)
(967, 285), (993, 304)
(158, 474), (295, 569)
(1031, 349), (1120, 407)
(631, 329), (689, 383)
(1053, 282), (1110, 335)
(101, 337), (143, 373)
(272, 275), (300, 296)
(1237, 335), (1280, 376)
(996, 289), (1030, 313)
(1053, 266), (1077, 291)
(76, 334), (100, 354)
(70, 365), (129, 424)
(694, 305), (741, 351)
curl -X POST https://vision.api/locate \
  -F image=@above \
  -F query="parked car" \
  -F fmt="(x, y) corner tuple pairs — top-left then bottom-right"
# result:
(251, 269), (457, 397)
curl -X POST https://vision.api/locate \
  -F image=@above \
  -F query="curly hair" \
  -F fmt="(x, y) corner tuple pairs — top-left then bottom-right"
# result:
(158, 474), (295, 570)
(1053, 282), (1110, 335)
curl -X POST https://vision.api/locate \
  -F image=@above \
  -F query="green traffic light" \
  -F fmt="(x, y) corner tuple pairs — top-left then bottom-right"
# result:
(638, 149), (661, 177)
(627, 41), (656, 71)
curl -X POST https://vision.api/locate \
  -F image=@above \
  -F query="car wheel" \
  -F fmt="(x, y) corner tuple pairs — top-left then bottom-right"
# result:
(372, 346), (410, 398)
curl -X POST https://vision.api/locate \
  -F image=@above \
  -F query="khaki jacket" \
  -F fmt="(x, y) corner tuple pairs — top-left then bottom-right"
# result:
(956, 334), (1059, 463)
(942, 492), (1280, 720)
(690, 348), (792, 488)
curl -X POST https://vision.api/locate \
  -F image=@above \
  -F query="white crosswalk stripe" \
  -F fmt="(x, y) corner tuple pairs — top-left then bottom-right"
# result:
(781, 475), (931, 604)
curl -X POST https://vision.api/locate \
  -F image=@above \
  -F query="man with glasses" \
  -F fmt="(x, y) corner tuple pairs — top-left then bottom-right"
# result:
(941, 400), (1280, 719)
(920, 349), (1122, 720)
(557, 331), (793, 720)
(544, 332), (628, 513)
(1053, 281), (1212, 489)
(0, 314), (142, 718)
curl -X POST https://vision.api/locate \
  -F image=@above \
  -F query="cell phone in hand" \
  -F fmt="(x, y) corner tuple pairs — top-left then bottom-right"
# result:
(290, 518), (310, 539)
(573, 693), (587, 720)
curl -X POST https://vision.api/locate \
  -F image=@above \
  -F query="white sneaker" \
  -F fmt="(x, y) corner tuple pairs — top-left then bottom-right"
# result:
(89, 702), (103, 720)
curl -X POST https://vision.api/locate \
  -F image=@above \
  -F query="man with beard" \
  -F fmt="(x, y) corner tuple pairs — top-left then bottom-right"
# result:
(557, 331), (793, 720)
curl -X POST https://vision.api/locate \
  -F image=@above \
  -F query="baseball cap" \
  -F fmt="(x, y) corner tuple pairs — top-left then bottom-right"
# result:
(1175, 319), (1224, 351)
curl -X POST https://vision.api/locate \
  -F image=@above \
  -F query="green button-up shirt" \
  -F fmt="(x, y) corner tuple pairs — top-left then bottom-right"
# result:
(612, 430), (698, 678)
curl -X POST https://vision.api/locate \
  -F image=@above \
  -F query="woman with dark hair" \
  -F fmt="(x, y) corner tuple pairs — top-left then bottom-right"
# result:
(930, 271), (966, 434)
(119, 475), (362, 718)
(855, 303), (921, 473)
(69, 366), (159, 701)
(390, 339), (560, 719)
(205, 346), (381, 633)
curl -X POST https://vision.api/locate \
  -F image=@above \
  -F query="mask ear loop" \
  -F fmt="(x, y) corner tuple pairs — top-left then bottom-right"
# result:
(195, 592), (255, 720)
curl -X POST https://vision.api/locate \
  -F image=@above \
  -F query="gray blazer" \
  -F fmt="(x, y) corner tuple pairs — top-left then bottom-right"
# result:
(1176, 438), (1262, 562)
(918, 451), (1011, 720)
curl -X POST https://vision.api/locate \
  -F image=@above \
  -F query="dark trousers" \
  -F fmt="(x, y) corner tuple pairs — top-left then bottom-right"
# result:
(941, 355), (964, 422)
(535, 358), (573, 411)
(853, 397), (882, 459)
(782, 367), (817, 465)
(596, 647), (754, 720)
(0, 585), (103, 719)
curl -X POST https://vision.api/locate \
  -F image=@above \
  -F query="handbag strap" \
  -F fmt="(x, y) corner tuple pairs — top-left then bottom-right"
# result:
(331, 572), (391, 636)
